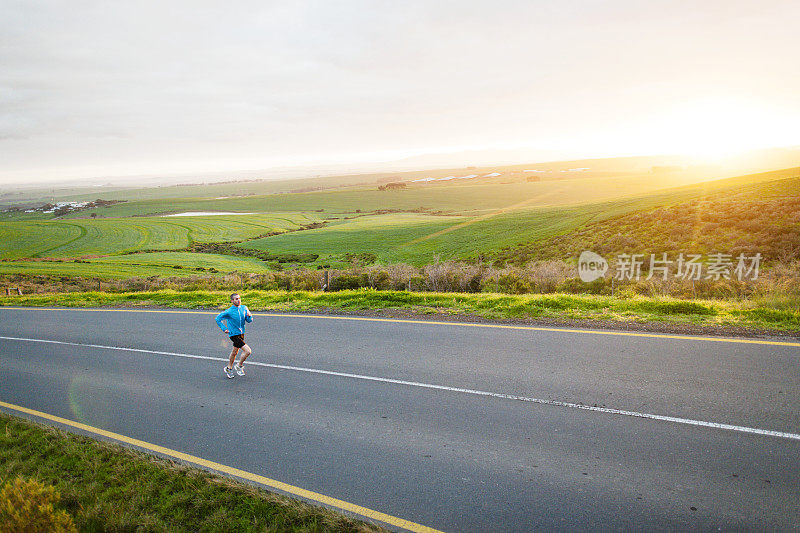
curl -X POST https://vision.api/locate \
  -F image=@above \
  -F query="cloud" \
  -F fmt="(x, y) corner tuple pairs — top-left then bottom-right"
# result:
(1, 0), (799, 183)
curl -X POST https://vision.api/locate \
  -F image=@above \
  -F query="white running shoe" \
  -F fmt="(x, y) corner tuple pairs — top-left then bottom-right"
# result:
(234, 364), (245, 376)
(224, 366), (235, 379)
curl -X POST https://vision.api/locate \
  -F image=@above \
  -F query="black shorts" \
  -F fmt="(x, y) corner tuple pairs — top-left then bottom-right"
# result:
(229, 334), (246, 348)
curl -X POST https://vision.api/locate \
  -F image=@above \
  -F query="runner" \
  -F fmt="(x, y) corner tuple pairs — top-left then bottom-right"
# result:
(215, 293), (253, 378)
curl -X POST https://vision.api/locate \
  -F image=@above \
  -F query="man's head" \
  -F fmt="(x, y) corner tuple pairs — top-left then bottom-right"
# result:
(230, 293), (241, 306)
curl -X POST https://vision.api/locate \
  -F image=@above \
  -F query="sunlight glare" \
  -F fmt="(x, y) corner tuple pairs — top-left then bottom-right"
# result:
(649, 99), (798, 164)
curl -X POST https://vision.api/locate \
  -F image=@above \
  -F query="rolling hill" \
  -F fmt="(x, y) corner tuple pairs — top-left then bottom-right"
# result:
(0, 165), (796, 277)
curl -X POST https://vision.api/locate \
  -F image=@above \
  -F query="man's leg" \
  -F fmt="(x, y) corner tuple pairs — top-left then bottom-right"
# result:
(237, 344), (252, 366)
(227, 347), (239, 369)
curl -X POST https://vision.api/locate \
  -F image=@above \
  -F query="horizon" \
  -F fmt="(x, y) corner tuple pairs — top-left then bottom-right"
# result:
(0, 144), (797, 192)
(2, 1), (799, 186)
(1, 144), (799, 192)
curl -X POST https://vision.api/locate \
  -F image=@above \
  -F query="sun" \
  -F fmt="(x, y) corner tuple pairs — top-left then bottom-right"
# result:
(645, 98), (799, 163)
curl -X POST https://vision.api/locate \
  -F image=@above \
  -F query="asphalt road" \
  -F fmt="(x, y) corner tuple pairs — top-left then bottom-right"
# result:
(1, 307), (799, 531)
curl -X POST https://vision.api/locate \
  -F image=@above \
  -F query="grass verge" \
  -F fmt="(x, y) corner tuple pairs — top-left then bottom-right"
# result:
(0, 412), (383, 532)
(1, 289), (798, 334)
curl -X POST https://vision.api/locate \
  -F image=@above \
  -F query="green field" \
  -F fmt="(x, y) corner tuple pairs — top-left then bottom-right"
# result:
(90, 251), (273, 271)
(58, 169), (784, 220)
(241, 208), (599, 265)
(0, 253), (275, 279)
(0, 214), (316, 260)
(242, 169), (800, 265)
(496, 174), (800, 265)
(0, 260), (200, 279)
(57, 181), (577, 218)
(0, 165), (797, 276)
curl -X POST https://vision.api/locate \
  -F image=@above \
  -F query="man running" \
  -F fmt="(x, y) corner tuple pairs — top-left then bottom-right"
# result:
(215, 293), (253, 379)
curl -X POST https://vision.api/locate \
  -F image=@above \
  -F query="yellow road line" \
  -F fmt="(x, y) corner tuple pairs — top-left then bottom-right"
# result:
(0, 400), (442, 533)
(2, 306), (798, 347)
(264, 313), (800, 347)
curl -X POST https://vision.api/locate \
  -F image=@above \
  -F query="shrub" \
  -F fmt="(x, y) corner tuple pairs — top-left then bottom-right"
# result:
(493, 274), (532, 295)
(557, 277), (609, 295)
(422, 258), (451, 292)
(285, 269), (323, 291)
(3, 255), (798, 301)
(0, 477), (77, 533)
(408, 276), (426, 292)
(329, 274), (366, 291)
(343, 252), (377, 266)
(384, 263), (419, 290)
(364, 266), (392, 290)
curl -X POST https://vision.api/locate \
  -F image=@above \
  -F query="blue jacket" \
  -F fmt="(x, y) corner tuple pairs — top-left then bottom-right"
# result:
(215, 304), (252, 336)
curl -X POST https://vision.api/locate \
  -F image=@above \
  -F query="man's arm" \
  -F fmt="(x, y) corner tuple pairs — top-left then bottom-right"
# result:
(245, 306), (253, 323)
(215, 310), (230, 333)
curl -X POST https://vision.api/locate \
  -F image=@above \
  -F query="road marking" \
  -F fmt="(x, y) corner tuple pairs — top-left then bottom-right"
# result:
(266, 313), (800, 347)
(0, 399), (442, 533)
(1, 306), (798, 347)
(3, 335), (799, 442)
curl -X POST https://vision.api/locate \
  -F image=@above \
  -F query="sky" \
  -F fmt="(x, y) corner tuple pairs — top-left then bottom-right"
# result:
(1, 0), (799, 185)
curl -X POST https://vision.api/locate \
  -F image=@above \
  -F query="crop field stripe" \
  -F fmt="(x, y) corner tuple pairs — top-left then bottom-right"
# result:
(401, 188), (566, 247)
(131, 223), (154, 252)
(34, 222), (87, 257)
(211, 217), (272, 230)
(162, 221), (196, 245)
(1, 217), (309, 258)
(243, 216), (299, 228)
(178, 219), (214, 242)
(274, 217), (303, 227)
(178, 216), (297, 240)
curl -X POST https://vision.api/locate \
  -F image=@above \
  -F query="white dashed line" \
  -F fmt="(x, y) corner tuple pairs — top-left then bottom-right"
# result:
(2, 335), (799, 442)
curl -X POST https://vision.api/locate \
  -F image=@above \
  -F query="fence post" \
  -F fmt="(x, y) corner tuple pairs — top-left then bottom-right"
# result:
(323, 270), (329, 291)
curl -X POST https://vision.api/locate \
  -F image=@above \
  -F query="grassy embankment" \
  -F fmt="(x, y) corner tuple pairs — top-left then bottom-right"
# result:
(1, 289), (798, 333)
(0, 412), (383, 532)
